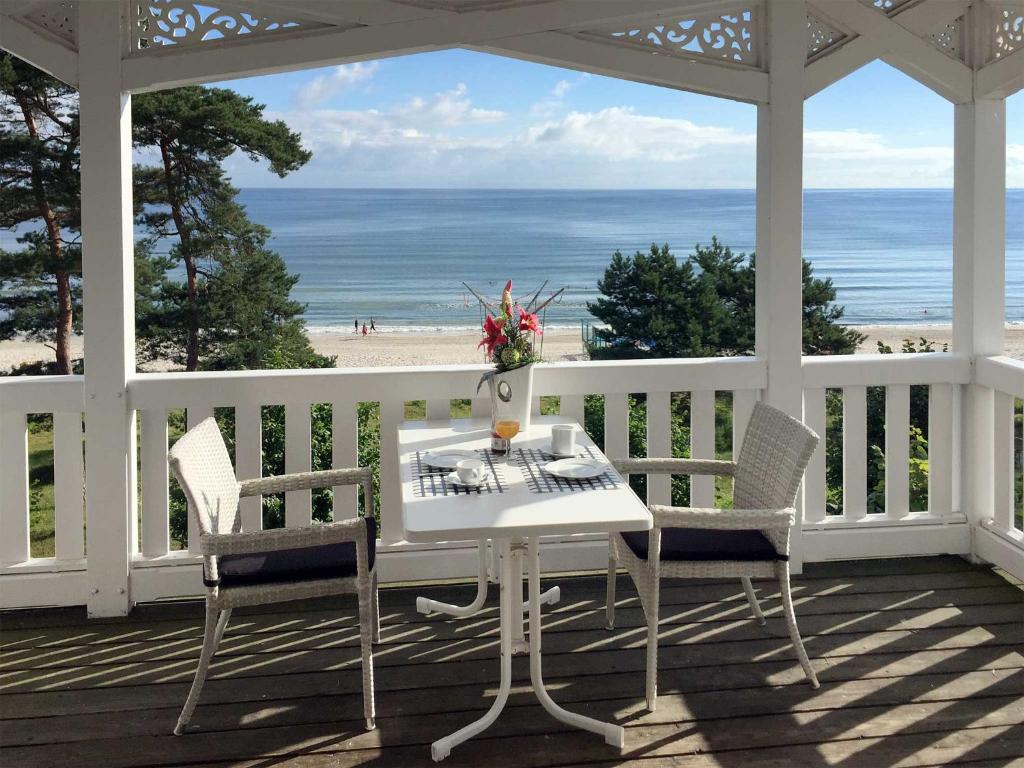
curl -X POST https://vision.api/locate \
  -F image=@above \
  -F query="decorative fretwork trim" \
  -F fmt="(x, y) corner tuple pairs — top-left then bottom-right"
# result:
(990, 6), (1023, 62)
(858, 0), (914, 14)
(927, 16), (963, 62)
(807, 12), (847, 61)
(579, 6), (762, 69)
(18, 1), (76, 47)
(131, 1), (333, 52)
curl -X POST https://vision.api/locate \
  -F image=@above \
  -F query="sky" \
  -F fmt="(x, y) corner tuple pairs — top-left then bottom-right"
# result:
(211, 49), (1024, 189)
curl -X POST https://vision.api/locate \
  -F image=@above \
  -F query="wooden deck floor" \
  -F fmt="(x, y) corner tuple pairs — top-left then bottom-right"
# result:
(1, 556), (1022, 768)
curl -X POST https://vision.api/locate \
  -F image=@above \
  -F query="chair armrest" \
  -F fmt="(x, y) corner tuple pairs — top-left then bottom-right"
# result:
(613, 458), (736, 477)
(648, 505), (795, 531)
(199, 517), (369, 557)
(239, 467), (371, 497)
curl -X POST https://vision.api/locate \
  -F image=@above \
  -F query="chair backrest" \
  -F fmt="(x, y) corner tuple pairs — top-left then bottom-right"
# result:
(168, 417), (240, 537)
(733, 402), (819, 511)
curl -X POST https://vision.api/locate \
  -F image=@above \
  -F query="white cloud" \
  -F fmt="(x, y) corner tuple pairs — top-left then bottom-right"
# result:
(392, 84), (505, 128)
(294, 62), (379, 108)
(804, 129), (953, 187)
(525, 107), (754, 162)
(1008, 143), (1024, 187)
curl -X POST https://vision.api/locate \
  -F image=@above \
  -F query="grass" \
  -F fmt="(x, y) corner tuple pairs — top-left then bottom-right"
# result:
(28, 420), (56, 558)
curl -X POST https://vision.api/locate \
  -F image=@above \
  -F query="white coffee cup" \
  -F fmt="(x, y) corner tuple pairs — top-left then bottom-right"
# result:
(551, 424), (577, 456)
(455, 458), (485, 485)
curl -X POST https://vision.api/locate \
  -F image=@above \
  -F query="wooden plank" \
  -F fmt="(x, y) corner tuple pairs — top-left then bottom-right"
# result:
(603, 393), (629, 460)
(284, 403), (312, 528)
(802, 388), (827, 524)
(0, 410), (30, 564)
(992, 390), (1015, 533)
(884, 384), (910, 519)
(51, 412), (85, 562)
(185, 407), (213, 551)
(689, 390), (716, 507)
(929, 383), (955, 515)
(234, 404), (262, 532)
(842, 386), (868, 520)
(330, 401), (358, 521)
(139, 410), (169, 558)
(645, 391), (671, 506)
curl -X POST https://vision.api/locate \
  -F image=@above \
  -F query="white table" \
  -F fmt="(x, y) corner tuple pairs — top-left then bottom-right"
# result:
(399, 417), (652, 761)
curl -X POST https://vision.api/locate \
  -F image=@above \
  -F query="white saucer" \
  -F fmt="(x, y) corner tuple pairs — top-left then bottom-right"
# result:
(422, 449), (478, 469)
(543, 457), (609, 479)
(446, 470), (491, 488)
(542, 441), (583, 459)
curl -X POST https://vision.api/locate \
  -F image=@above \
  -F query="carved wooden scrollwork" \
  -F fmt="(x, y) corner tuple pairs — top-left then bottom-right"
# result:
(133, 1), (325, 50)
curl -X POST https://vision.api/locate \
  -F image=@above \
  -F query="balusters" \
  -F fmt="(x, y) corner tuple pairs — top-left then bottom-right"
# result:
(842, 386), (868, 520)
(285, 403), (312, 528)
(690, 390), (716, 507)
(646, 391), (671, 506)
(603, 393), (629, 460)
(140, 409), (169, 557)
(235, 404), (262, 531)
(332, 400), (359, 520)
(425, 399), (450, 421)
(885, 385), (911, 519)
(802, 388), (827, 523)
(185, 406), (213, 550)
(379, 398), (404, 543)
(928, 384), (954, 515)
(992, 391), (1015, 532)
(560, 394), (585, 428)
(0, 410), (29, 564)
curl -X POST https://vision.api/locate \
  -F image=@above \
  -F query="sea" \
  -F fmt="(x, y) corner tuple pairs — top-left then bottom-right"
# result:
(235, 188), (1024, 333)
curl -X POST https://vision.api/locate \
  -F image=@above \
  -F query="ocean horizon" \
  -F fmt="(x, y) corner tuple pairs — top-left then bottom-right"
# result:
(235, 188), (1024, 332)
(3, 187), (1020, 332)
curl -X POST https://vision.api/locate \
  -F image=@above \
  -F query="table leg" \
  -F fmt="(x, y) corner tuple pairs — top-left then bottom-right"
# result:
(430, 539), (515, 762)
(526, 537), (625, 749)
(417, 539), (490, 618)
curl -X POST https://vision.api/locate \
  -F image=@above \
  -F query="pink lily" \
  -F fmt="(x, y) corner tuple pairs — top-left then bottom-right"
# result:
(478, 314), (508, 358)
(518, 306), (542, 335)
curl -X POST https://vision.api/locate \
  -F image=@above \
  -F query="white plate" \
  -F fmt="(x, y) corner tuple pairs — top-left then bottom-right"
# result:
(422, 449), (479, 470)
(446, 470), (491, 488)
(543, 457), (609, 479)
(542, 441), (583, 459)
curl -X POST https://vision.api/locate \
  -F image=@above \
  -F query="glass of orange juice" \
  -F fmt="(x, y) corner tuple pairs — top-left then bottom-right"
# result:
(494, 419), (520, 460)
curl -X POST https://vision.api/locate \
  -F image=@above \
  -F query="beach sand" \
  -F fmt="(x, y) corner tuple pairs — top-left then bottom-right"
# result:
(2, 325), (1022, 373)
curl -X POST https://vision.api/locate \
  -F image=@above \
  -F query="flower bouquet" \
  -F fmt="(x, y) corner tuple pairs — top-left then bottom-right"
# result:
(469, 280), (563, 450)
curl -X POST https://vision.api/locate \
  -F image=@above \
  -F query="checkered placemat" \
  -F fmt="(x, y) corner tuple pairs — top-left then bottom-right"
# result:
(515, 446), (622, 494)
(412, 449), (507, 497)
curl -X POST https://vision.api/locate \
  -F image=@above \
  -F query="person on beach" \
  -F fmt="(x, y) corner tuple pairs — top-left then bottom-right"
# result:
(370, 318), (378, 333)
(354, 318), (359, 333)
(362, 322), (368, 337)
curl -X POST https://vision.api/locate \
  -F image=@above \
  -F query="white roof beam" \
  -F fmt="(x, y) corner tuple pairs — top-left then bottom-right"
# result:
(808, 0), (972, 102)
(806, 0), (969, 98)
(975, 51), (1024, 98)
(121, 0), (701, 92)
(478, 31), (768, 103)
(0, 13), (77, 86)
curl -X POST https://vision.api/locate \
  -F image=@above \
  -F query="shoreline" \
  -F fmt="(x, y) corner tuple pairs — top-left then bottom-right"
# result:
(2, 324), (1022, 372)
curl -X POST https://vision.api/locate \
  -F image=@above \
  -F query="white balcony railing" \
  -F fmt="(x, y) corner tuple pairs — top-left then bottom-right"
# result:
(1, 353), (1021, 609)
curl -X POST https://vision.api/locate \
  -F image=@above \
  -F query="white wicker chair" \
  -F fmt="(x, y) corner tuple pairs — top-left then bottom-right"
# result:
(607, 401), (820, 712)
(168, 417), (379, 735)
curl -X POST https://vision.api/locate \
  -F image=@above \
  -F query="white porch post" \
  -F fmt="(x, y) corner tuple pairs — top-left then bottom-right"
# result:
(756, 0), (807, 569)
(953, 96), (1006, 539)
(79, 2), (137, 616)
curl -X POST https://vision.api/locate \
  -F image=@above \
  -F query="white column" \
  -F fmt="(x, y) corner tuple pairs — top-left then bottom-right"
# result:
(954, 97), (1006, 540)
(79, 2), (137, 616)
(756, 0), (807, 568)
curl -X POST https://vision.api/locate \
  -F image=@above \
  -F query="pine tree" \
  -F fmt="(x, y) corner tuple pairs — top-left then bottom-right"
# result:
(588, 238), (865, 359)
(132, 86), (312, 370)
(0, 53), (81, 374)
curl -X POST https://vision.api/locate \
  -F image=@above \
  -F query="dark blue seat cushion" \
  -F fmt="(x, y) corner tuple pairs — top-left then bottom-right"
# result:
(621, 526), (786, 562)
(206, 518), (376, 588)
